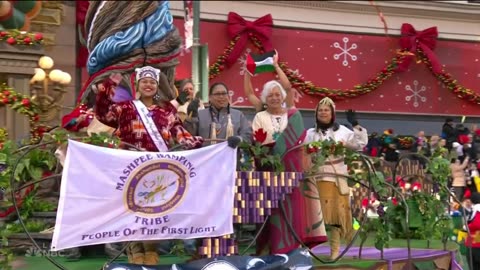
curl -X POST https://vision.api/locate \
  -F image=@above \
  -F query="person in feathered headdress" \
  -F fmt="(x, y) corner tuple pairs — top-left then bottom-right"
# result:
(304, 97), (368, 260)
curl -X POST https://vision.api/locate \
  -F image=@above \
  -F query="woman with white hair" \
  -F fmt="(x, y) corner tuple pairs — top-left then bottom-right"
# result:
(251, 80), (290, 145)
(250, 71), (327, 255)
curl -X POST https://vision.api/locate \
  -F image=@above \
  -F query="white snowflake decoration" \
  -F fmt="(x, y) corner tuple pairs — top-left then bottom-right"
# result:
(228, 90), (244, 106)
(333, 37), (357, 66)
(238, 48), (252, 75)
(405, 80), (427, 108)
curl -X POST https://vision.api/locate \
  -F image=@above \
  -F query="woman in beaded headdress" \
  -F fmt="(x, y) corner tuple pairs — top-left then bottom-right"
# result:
(96, 66), (203, 152)
(304, 97), (368, 260)
(95, 66), (203, 265)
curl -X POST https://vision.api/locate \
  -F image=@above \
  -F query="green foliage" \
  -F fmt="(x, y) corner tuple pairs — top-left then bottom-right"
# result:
(0, 227), (13, 270)
(427, 156), (451, 186)
(47, 129), (121, 149)
(4, 220), (48, 234)
(0, 128), (121, 269)
(13, 148), (56, 182)
(31, 200), (56, 212)
(169, 240), (186, 257)
(386, 191), (452, 241)
(238, 141), (284, 174)
(304, 138), (361, 176)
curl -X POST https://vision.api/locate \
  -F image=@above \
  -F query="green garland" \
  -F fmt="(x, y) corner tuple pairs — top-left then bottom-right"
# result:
(209, 33), (480, 103)
(0, 29), (43, 46)
(0, 84), (47, 143)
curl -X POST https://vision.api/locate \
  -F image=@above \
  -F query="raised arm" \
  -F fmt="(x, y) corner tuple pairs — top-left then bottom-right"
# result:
(273, 52), (293, 108)
(460, 156), (470, 169)
(95, 75), (122, 128)
(244, 72), (263, 112)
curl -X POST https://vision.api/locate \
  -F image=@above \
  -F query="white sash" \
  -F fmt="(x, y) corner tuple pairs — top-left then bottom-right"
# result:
(132, 100), (169, 152)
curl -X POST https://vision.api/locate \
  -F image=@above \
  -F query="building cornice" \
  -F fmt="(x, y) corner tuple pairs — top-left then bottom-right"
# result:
(266, 1), (480, 21)
(169, 1), (480, 41)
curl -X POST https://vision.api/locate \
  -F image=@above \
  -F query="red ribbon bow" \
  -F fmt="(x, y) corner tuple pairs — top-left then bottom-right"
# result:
(225, 12), (273, 67)
(398, 23), (442, 74)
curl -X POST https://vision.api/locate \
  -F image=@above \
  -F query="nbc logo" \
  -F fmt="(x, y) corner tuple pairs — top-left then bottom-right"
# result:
(24, 244), (65, 257)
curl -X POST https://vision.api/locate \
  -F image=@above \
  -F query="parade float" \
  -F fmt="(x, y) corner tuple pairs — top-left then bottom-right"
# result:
(0, 1), (478, 270)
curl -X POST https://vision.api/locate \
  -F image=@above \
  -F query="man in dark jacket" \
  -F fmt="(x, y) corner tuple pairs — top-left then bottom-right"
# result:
(442, 118), (456, 151)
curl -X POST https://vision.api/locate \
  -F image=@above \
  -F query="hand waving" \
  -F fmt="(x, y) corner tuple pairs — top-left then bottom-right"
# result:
(176, 90), (189, 105)
(273, 49), (279, 67)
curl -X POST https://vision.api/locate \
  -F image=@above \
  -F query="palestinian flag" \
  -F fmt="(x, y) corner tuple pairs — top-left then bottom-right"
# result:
(246, 50), (276, 75)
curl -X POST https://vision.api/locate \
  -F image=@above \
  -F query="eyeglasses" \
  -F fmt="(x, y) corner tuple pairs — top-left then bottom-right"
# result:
(211, 92), (228, 96)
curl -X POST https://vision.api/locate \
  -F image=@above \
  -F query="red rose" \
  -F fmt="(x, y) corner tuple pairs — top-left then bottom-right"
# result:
(2, 98), (8, 104)
(3, 90), (10, 96)
(6, 37), (15, 45)
(253, 128), (267, 144)
(21, 98), (30, 106)
(34, 33), (43, 41)
(361, 198), (369, 208)
(391, 197), (398, 206)
(412, 182), (421, 191)
(24, 37), (32, 44)
(306, 146), (317, 154)
(0, 32), (6, 37)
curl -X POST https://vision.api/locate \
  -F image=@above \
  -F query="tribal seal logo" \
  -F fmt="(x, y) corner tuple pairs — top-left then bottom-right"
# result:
(125, 160), (188, 215)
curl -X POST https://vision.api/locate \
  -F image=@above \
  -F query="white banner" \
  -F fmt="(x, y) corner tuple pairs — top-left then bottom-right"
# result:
(51, 140), (236, 251)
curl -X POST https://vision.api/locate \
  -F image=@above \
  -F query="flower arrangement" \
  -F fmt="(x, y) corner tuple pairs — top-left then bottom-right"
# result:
(385, 156), (452, 245)
(304, 138), (361, 176)
(238, 128), (284, 173)
(0, 30), (43, 46)
(0, 85), (47, 142)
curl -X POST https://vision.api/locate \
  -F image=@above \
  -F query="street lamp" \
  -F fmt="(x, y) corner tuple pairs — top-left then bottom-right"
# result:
(30, 56), (72, 123)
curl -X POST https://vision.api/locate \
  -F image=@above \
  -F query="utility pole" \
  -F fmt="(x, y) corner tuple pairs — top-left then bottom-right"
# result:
(192, 1), (201, 101)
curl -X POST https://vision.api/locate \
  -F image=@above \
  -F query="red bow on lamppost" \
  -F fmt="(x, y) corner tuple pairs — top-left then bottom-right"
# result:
(225, 12), (273, 67)
(397, 23), (442, 74)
